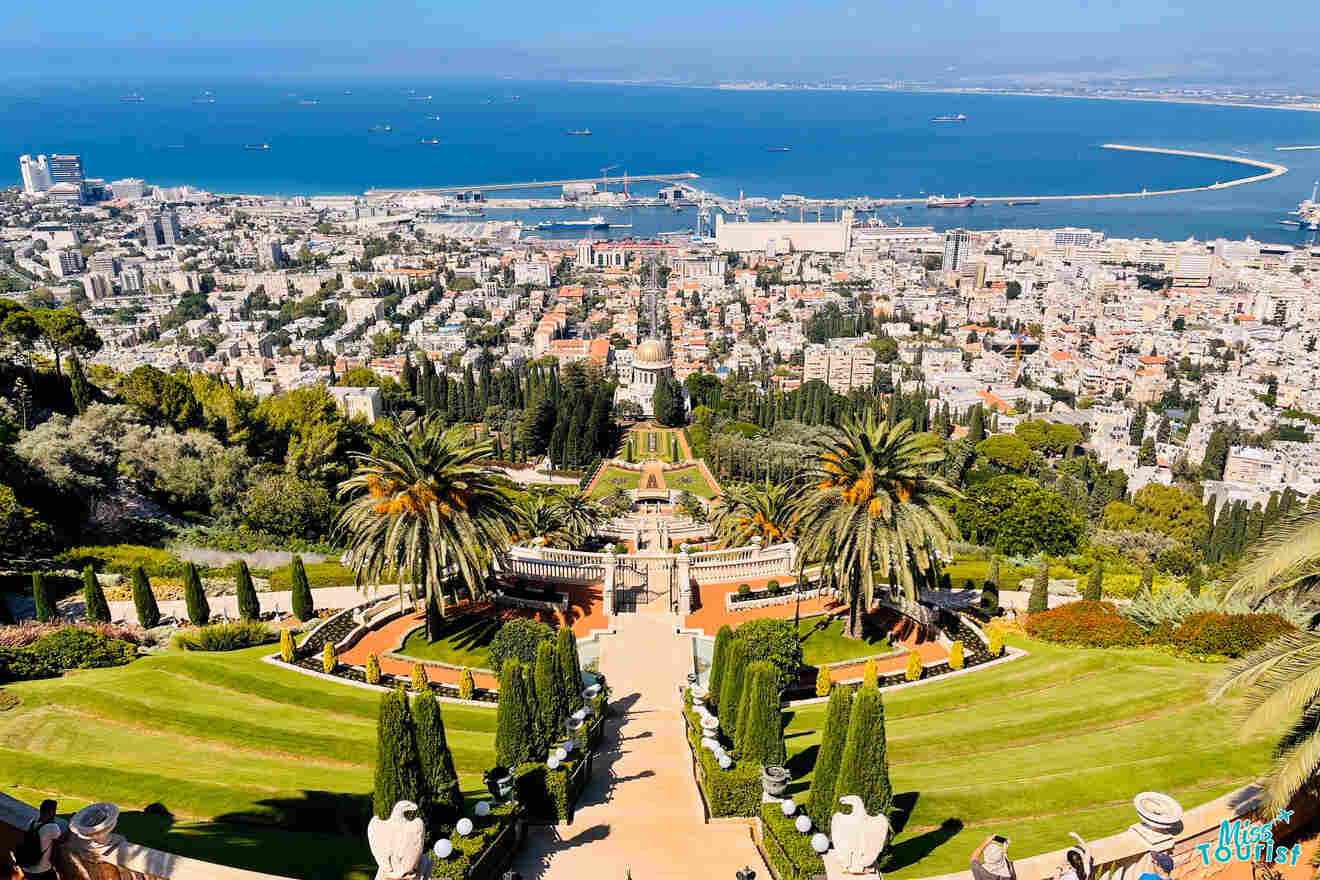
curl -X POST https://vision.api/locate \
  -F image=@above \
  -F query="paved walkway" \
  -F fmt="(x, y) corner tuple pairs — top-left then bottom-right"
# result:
(512, 612), (764, 880)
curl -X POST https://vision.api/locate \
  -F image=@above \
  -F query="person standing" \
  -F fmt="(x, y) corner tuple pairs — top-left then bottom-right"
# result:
(14, 799), (62, 880)
(972, 835), (1015, 880)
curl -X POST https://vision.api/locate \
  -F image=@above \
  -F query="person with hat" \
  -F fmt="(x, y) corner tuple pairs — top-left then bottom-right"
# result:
(972, 835), (1015, 880)
(1137, 850), (1175, 880)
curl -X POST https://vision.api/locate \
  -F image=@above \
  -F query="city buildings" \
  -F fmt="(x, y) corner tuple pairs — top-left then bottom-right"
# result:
(18, 154), (51, 194)
(943, 228), (972, 271)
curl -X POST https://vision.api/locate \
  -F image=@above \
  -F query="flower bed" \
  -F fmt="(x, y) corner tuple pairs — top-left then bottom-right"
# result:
(759, 802), (827, 880)
(1170, 611), (1293, 657)
(1025, 601), (1148, 648)
(1025, 602), (1296, 657)
(727, 583), (829, 611)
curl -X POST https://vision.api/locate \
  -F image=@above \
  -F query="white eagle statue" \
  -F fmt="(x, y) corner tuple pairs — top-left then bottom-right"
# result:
(831, 795), (891, 875)
(367, 800), (426, 880)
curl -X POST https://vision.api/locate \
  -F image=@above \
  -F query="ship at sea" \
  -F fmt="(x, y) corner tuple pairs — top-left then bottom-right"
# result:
(121, 93), (145, 102)
(568, 129), (591, 136)
(536, 215), (609, 230)
(926, 194), (975, 207)
(932, 113), (967, 122)
(244, 144), (271, 151)
(419, 138), (440, 145)
(1007, 200), (1040, 206)
(766, 146), (791, 152)
(1284, 181), (1320, 230)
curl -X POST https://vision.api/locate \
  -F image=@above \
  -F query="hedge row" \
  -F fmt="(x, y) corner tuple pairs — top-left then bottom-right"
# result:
(1025, 601), (1295, 657)
(760, 802), (826, 880)
(514, 754), (590, 824)
(0, 627), (136, 683)
(429, 802), (517, 880)
(683, 698), (761, 817)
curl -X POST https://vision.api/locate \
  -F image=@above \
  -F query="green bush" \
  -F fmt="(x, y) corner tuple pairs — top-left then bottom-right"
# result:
(1085, 563), (1104, 602)
(949, 640), (964, 670)
(413, 689), (463, 829)
(767, 580), (780, 591)
(834, 680), (892, 817)
(738, 661), (785, 767)
(1025, 601), (1147, 648)
(515, 757), (585, 824)
(289, 555), (315, 622)
(173, 621), (276, 652)
(815, 664), (832, 697)
(1171, 612), (1294, 658)
(737, 583), (751, 596)
(32, 572), (56, 623)
(268, 560), (357, 590)
(235, 560), (260, 621)
(718, 638), (749, 740)
(373, 687), (423, 820)
(322, 642), (337, 674)
(427, 804), (516, 878)
(182, 562), (209, 626)
(735, 616), (803, 692)
(556, 626), (584, 716)
(458, 667), (475, 701)
(19, 627), (135, 674)
(365, 652), (381, 684)
(489, 618), (556, 675)
(761, 802), (826, 880)
(0, 648), (62, 683)
(708, 624), (733, 709)
(904, 649), (923, 681)
(495, 659), (537, 768)
(1027, 557), (1049, 614)
(131, 566), (160, 628)
(807, 685), (853, 832)
(81, 565), (111, 624)
(683, 701), (760, 817)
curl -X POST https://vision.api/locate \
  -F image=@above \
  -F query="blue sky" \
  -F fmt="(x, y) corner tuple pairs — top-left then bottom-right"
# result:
(4, 0), (1317, 81)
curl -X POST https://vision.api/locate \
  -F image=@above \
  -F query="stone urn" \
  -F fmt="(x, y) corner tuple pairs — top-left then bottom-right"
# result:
(484, 767), (515, 801)
(761, 765), (791, 798)
(70, 802), (122, 856)
(1133, 791), (1184, 835)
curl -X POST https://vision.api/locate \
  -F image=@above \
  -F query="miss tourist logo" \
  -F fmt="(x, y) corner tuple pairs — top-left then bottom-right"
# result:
(1197, 809), (1301, 867)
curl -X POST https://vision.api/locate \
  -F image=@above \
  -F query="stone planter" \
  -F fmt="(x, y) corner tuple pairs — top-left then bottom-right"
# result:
(761, 765), (791, 798)
(70, 802), (122, 856)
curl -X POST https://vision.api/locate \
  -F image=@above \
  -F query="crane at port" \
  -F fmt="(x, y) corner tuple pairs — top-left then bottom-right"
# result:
(599, 164), (618, 194)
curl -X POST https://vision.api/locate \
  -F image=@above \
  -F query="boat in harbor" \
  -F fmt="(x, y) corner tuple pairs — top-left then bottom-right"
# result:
(932, 113), (967, 122)
(419, 138), (440, 145)
(926, 194), (976, 207)
(244, 144), (271, 151)
(568, 129), (591, 136)
(1007, 200), (1040, 206)
(121, 93), (145, 102)
(298, 98), (319, 105)
(369, 124), (393, 132)
(767, 146), (791, 152)
(536, 215), (609, 230)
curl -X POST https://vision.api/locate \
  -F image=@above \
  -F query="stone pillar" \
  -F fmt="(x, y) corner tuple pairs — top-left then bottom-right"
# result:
(602, 548), (617, 617)
(676, 548), (693, 616)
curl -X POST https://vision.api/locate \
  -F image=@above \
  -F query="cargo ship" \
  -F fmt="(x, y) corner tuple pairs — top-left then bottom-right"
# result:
(926, 194), (975, 207)
(932, 113), (967, 122)
(535, 215), (609, 230)
(419, 138), (440, 145)
(244, 144), (271, 151)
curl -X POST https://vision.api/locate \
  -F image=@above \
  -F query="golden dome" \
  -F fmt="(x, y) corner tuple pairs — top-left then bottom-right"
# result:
(634, 339), (669, 365)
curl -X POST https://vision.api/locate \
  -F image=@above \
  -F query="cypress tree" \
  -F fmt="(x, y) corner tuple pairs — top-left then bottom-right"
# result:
(1085, 562), (1104, 602)
(82, 564), (111, 624)
(735, 660), (757, 746)
(32, 571), (56, 623)
(555, 626), (583, 715)
(235, 560), (260, 621)
(807, 686), (853, 832)
(1027, 557), (1049, 614)
(534, 641), (563, 752)
(413, 689), (464, 828)
(968, 405), (986, 443)
(1137, 566), (1155, 598)
(1187, 566), (1203, 597)
(373, 687), (423, 819)
(495, 660), (536, 768)
(739, 662), (786, 768)
(718, 638), (749, 739)
(980, 556), (1000, 612)
(289, 555), (314, 621)
(183, 562), (210, 626)
(69, 355), (91, 415)
(132, 566), (161, 628)
(708, 625), (733, 709)
(833, 680), (892, 817)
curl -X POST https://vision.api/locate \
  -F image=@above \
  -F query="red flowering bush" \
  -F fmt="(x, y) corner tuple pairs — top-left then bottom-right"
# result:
(1024, 601), (1147, 648)
(1171, 612), (1294, 658)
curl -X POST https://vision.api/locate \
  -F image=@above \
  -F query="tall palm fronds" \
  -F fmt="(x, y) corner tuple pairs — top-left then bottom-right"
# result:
(514, 494), (572, 548)
(335, 414), (518, 639)
(554, 491), (606, 545)
(795, 414), (960, 637)
(1211, 632), (1320, 809)
(710, 481), (802, 548)
(1225, 511), (1320, 608)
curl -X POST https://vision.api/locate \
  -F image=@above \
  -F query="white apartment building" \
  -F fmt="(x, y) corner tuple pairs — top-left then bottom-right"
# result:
(803, 340), (876, 393)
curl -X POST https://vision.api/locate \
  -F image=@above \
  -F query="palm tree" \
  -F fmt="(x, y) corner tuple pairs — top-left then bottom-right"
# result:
(710, 480), (801, 548)
(795, 414), (960, 638)
(554, 491), (606, 546)
(514, 494), (572, 548)
(1212, 510), (1320, 809)
(336, 414), (519, 640)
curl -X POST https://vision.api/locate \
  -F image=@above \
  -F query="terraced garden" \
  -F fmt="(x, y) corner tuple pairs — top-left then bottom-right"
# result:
(781, 635), (1271, 878)
(0, 643), (497, 880)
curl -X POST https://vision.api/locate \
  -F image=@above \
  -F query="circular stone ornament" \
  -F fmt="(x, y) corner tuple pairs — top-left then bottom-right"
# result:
(812, 833), (830, 853)
(456, 818), (474, 837)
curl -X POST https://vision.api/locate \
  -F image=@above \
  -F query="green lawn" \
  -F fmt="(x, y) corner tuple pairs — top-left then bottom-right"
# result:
(663, 465), (718, 499)
(0, 644), (497, 880)
(588, 466), (641, 498)
(396, 615), (497, 670)
(796, 615), (892, 667)
(781, 636), (1272, 878)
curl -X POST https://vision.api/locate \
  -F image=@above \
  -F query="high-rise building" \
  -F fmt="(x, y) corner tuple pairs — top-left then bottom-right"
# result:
(18, 155), (51, 194)
(83, 273), (112, 300)
(47, 248), (85, 278)
(88, 253), (120, 276)
(46, 154), (84, 188)
(159, 210), (181, 246)
(943, 228), (972, 272)
(109, 178), (145, 200)
(803, 340), (877, 394)
(140, 211), (164, 247)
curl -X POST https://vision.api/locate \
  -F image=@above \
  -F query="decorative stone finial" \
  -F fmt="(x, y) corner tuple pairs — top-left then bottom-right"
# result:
(830, 795), (890, 874)
(70, 802), (122, 857)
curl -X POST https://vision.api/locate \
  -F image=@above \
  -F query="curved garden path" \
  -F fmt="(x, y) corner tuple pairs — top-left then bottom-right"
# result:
(512, 612), (764, 880)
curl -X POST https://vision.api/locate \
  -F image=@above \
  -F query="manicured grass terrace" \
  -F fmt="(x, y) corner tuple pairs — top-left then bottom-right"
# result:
(796, 615), (892, 666)
(588, 466), (642, 498)
(780, 636), (1271, 878)
(396, 614), (498, 670)
(662, 464), (717, 499)
(0, 644), (497, 880)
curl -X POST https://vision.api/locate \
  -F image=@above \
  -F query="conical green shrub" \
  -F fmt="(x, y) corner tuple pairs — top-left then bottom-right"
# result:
(807, 685), (853, 831)
(1085, 563), (1104, 601)
(132, 566), (160, 628)
(32, 571), (55, 623)
(1187, 566), (1203, 597)
(535, 641), (565, 750)
(1137, 566), (1155, 599)
(289, 555), (314, 621)
(1027, 557), (1049, 614)
(413, 689), (463, 828)
(82, 565), (111, 624)
(708, 625), (733, 708)
(372, 687), (423, 820)
(735, 661), (757, 747)
(555, 626), (583, 714)
(833, 680), (892, 817)
(495, 660), (536, 768)
(738, 661), (785, 767)
(718, 638), (748, 741)
(235, 560), (260, 621)
(183, 562), (209, 626)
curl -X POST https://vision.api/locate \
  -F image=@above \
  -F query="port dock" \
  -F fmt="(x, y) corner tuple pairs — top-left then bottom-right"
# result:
(367, 172), (699, 197)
